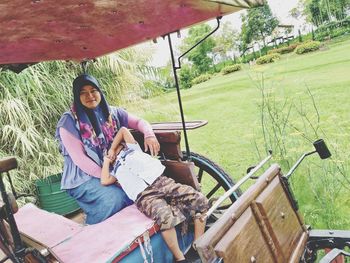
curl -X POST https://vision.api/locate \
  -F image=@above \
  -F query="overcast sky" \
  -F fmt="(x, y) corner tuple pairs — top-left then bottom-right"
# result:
(149, 0), (302, 67)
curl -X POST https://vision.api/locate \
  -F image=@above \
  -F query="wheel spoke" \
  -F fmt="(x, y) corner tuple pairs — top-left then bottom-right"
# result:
(206, 183), (221, 199)
(184, 151), (241, 223)
(217, 204), (231, 210)
(197, 168), (204, 182)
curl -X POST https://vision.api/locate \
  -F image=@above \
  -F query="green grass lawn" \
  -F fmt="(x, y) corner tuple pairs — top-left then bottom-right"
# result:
(127, 38), (350, 229)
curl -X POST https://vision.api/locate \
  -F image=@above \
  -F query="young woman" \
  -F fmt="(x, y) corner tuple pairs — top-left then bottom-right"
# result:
(55, 74), (160, 224)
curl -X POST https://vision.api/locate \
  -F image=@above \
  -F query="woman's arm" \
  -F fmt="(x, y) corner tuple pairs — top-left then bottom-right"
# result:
(101, 157), (117, 185)
(127, 113), (154, 138)
(127, 114), (160, 156)
(59, 127), (102, 178)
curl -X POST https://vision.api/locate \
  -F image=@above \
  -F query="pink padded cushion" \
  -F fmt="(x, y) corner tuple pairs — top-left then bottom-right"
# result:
(15, 203), (82, 247)
(52, 204), (156, 262)
(15, 204), (156, 262)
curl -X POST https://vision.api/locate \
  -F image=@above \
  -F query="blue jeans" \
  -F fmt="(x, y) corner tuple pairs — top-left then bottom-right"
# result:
(67, 177), (133, 224)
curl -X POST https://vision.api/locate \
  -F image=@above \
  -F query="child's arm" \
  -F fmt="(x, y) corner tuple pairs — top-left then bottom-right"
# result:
(101, 156), (117, 185)
(108, 127), (137, 158)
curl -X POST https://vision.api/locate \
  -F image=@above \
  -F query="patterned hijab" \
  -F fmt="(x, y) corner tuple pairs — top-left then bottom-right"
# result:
(71, 74), (118, 164)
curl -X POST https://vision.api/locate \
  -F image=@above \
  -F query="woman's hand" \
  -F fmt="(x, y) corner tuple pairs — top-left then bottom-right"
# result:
(144, 136), (160, 156)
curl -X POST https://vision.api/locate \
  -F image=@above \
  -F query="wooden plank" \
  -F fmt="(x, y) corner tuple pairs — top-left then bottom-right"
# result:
(196, 164), (281, 262)
(289, 232), (308, 263)
(131, 130), (183, 160)
(150, 120), (208, 131)
(255, 176), (307, 260)
(0, 157), (17, 173)
(251, 201), (285, 263)
(214, 207), (275, 263)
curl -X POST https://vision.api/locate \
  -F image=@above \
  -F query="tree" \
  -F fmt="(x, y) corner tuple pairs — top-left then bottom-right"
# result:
(240, 3), (279, 49)
(302, 0), (350, 26)
(180, 24), (216, 74)
(213, 21), (240, 62)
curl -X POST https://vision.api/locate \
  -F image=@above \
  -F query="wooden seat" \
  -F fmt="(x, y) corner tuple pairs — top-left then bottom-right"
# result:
(131, 130), (183, 160)
(131, 130), (200, 190)
(131, 120), (208, 160)
(196, 164), (308, 263)
(0, 157), (17, 173)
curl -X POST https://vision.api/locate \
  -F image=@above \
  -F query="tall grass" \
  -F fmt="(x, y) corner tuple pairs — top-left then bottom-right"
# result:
(0, 48), (156, 195)
(253, 73), (350, 229)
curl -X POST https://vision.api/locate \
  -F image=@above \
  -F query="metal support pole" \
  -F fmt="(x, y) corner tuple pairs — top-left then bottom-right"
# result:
(167, 34), (191, 159)
(166, 17), (222, 160)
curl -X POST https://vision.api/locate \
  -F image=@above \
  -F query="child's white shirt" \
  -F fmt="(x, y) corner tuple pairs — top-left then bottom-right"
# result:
(111, 143), (165, 201)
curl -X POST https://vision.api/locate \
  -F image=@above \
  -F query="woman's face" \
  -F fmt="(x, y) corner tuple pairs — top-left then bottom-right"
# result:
(79, 85), (101, 109)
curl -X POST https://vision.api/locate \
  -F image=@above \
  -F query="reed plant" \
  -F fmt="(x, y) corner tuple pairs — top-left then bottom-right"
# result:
(0, 47), (157, 196)
(254, 73), (350, 229)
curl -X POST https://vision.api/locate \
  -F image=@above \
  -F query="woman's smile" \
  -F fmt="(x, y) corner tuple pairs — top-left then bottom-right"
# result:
(80, 85), (101, 109)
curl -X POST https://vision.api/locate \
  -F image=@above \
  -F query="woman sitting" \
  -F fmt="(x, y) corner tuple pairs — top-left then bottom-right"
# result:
(55, 74), (160, 224)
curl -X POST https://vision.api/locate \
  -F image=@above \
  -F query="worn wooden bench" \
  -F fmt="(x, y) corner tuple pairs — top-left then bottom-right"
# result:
(196, 164), (308, 263)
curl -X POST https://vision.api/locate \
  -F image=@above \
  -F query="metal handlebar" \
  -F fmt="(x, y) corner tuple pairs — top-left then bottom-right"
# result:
(202, 151), (272, 221)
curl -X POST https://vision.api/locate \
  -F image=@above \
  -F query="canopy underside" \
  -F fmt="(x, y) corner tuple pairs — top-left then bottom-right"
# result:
(0, 0), (263, 65)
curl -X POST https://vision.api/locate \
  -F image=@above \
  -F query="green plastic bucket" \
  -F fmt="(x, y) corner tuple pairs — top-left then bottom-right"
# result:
(35, 173), (80, 215)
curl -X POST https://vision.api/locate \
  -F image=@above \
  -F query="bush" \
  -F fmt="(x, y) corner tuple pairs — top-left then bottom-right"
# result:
(256, 53), (281, 65)
(267, 44), (299, 55)
(315, 27), (350, 41)
(221, 64), (242, 75)
(295, 41), (321, 54)
(191, 73), (212, 85)
(179, 64), (195, 89)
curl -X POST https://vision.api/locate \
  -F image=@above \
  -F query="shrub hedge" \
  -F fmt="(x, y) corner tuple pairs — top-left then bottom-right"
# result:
(256, 53), (281, 65)
(221, 64), (242, 75)
(267, 44), (299, 55)
(191, 73), (212, 85)
(295, 41), (321, 54)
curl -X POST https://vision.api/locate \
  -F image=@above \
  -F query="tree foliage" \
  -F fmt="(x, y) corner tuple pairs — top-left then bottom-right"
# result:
(213, 21), (240, 62)
(240, 3), (279, 50)
(180, 24), (215, 74)
(302, 0), (350, 26)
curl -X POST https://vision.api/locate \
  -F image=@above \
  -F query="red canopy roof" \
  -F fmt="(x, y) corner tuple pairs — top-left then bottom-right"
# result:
(0, 0), (263, 64)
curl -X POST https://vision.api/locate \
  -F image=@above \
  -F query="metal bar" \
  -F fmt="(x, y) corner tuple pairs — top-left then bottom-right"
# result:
(203, 153), (272, 220)
(284, 150), (316, 179)
(198, 169), (204, 182)
(206, 183), (221, 199)
(280, 176), (299, 210)
(175, 16), (222, 70)
(166, 17), (222, 160)
(0, 175), (25, 263)
(167, 34), (191, 159)
(319, 248), (350, 263)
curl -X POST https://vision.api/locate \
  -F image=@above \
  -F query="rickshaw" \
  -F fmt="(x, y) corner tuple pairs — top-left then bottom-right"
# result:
(0, 1), (349, 262)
